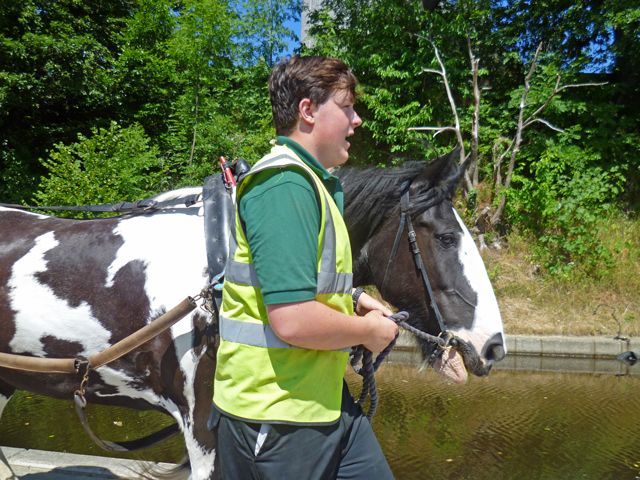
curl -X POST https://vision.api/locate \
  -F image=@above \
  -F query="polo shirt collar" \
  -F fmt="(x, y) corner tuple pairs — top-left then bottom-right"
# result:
(276, 136), (337, 182)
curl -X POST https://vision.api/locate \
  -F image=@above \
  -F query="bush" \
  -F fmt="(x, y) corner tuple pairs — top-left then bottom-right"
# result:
(506, 137), (626, 278)
(34, 122), (161, 218)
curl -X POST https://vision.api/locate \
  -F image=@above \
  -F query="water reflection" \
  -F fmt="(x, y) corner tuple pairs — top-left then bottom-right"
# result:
(351, 364), (640, 480)
(1, 357), (640, 480)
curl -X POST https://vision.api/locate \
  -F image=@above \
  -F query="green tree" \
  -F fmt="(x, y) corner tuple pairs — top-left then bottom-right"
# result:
(158, 0), (276, 190)
(34, 122), (161, 217)
(305, 0), (639, 276)
(0, 0), (186, 203)
(234, 0), (301, 67)
(307, 0), (495, 166)
(0, 0), (134, 202)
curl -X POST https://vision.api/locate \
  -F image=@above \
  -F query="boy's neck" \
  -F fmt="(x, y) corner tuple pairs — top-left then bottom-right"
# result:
(286, 129), (325, 167)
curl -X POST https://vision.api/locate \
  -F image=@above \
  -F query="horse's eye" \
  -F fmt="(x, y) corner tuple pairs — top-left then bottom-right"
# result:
(437, 233), (456, 247)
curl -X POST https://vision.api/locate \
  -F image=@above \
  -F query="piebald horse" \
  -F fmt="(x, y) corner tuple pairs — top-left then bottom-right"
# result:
(0, 148), (505, 479)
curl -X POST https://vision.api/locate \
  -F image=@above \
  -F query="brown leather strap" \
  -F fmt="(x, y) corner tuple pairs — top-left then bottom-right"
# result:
(0, 352), (79, 373)
(0, 296), (197, 374)
(89, 296), (196, 369)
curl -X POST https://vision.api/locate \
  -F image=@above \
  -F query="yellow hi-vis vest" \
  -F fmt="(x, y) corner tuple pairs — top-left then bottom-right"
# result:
(213, 147), (354, 425)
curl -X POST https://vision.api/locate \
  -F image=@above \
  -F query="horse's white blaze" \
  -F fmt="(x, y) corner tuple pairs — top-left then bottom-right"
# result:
(8, 232), (112, 356)
(452, 208), (505, 348)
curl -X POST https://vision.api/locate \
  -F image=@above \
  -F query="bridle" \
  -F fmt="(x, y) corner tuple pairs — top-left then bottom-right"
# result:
(379, 180), (457, 364)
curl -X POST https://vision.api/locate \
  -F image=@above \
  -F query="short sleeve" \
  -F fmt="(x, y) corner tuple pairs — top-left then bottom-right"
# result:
(239, 168), (321, 305)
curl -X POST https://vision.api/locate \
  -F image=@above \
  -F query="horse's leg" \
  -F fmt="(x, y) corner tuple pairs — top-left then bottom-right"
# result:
(0, 383), (18, 480)
(180, 351), (219, 480)
(165, 313), (220, 480)
(182, 347), (220, 480)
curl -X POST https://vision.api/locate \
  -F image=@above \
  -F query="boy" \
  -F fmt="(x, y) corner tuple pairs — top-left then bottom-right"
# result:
(210, 55), (398, 479)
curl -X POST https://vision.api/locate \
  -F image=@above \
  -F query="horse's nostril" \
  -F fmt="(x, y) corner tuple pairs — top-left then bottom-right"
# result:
(482, 332), (506, 363)
(489, 344), (506, 362)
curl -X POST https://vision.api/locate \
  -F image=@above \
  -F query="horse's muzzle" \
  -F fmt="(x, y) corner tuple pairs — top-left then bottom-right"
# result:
(456, 336), (499, 377)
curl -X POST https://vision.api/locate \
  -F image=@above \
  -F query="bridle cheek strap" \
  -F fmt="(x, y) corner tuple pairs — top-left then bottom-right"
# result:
(380, 181), (447, 335)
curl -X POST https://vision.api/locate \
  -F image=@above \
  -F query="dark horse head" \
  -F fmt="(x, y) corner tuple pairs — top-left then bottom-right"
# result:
(338, 147), (506, 384)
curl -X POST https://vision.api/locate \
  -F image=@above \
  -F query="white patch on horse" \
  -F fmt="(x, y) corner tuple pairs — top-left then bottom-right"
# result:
(95, 367), (168, 407)
(452, 208), (504, 341)
(104, 206), (214, 479)
(0, 394), (10, 419)
(8, 232), (112, 356)
(0, 206), (50, 219)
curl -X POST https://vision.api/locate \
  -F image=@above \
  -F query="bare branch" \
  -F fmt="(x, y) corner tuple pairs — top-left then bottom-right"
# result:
(490, 42), (543, 226)
(489, 41), (607, 227)
(408, 126), (457, 132)
(468, 31), (481, 188)
(421, 68), (444, 77)
(556, 81), (608, 93)
(419, 32), (466, 182)
(523, 118), (565, 133)
(525, 75), (608, 126)
(523, 73), (561, 124)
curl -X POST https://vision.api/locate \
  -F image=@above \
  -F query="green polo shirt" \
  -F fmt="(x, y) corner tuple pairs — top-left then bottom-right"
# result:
(239, 136), (345, 306)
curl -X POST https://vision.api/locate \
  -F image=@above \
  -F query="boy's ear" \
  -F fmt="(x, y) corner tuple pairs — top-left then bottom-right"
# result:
(298, 98), (315, 126)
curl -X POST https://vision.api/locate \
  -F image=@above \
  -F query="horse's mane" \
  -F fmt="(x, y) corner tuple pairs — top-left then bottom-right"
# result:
(336, 154), (465, 241)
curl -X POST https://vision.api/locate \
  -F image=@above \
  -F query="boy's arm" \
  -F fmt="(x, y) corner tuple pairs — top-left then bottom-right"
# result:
(242, 168), (398, 351)
(267, 301), (398, 353)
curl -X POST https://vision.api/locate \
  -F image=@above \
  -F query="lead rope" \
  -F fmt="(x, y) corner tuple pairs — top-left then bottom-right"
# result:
(349, 311), (454, 422)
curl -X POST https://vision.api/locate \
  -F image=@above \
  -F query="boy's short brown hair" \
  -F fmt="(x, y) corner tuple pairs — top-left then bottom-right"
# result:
(268, 55), (359, 136)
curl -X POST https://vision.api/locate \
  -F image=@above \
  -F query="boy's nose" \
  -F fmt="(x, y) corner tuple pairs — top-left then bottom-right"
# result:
(352, 111), (362, 128)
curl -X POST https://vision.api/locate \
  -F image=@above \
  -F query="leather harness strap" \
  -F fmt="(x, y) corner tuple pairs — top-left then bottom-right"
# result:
(88, 296), (196, 369)
(0, 352), (79, 374)
(380, 180), (447, 333)
(0, 194), (202, 215)
(0, 296), (197, 374)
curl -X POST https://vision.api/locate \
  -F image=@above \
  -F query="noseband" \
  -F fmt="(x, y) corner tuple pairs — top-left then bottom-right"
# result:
(379, 180), (456, 363)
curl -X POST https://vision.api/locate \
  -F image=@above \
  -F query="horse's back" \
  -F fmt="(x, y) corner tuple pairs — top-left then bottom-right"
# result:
(0, 205), (209, 394)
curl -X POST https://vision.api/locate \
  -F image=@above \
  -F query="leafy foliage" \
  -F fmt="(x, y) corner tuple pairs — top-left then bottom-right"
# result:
(507, 133), (626, 277)
(34, 122), (161, 218)
(1, 0), (638, 280)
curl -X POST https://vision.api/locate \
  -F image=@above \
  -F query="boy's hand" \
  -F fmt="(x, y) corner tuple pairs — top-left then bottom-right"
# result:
(362, 310), (399, 353)
(354, 291), (393, 317)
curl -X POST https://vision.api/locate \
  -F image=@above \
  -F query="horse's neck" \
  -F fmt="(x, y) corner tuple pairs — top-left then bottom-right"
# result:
(350, 237), (374, 287)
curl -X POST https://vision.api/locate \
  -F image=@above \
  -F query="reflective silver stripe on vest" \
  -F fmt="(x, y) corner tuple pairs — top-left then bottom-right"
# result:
(219, 316), (350, 352)
(316, 197), (352, 294)
(317, 271), (352, 295)
(224, 154), (352, 295)
(226, 230), (261, 286)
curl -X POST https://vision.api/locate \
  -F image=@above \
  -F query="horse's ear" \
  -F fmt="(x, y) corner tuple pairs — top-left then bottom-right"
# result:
(410, 146), (465, 195)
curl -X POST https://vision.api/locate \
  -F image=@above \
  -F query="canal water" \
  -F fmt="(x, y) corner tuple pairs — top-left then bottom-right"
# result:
(1, 354), (639, 480)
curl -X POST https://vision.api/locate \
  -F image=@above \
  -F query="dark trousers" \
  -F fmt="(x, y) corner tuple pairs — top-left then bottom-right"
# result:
(208, 382), (394, 480)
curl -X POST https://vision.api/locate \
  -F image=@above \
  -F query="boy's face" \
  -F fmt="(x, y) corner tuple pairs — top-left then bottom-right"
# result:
(310, 89), (362, 169)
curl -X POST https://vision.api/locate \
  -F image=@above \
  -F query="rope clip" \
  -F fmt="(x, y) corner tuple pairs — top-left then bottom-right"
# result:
(428, 331), (458, 367)
(438, 331), (459, 349)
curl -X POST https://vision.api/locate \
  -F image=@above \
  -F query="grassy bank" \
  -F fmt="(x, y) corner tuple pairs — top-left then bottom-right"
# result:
(483, 214), (640, 338)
